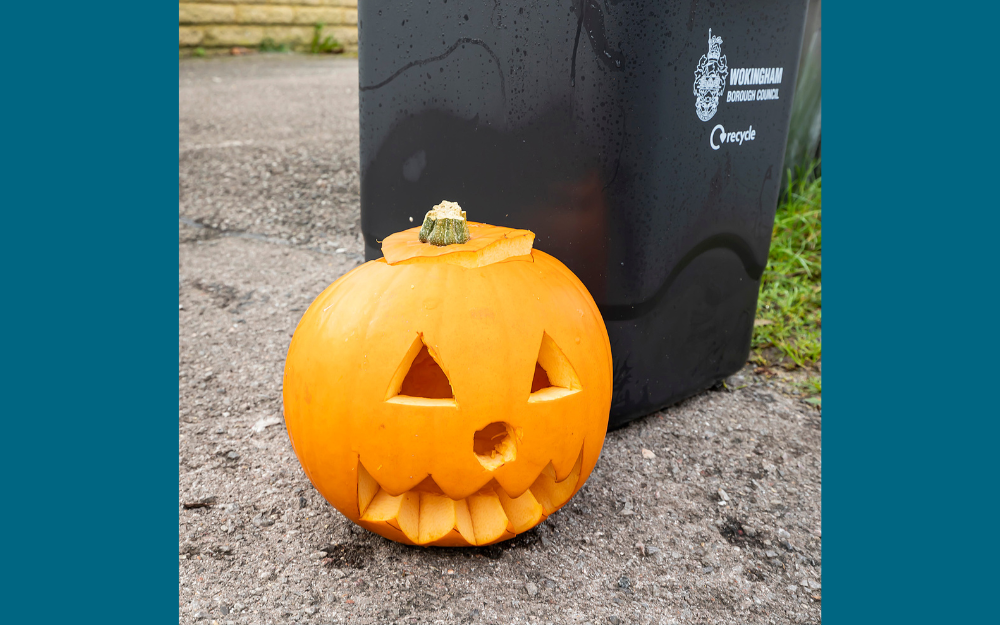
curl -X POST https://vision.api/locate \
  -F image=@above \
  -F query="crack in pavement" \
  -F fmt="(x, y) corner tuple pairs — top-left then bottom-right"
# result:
(179, 217), (365, 263)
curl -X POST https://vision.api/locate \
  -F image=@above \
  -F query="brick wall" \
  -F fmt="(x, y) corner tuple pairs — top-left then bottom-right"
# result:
(180, 1), (359, 55)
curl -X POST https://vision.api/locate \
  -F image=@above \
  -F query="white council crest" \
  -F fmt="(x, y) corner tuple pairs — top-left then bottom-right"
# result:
(693, 29), (729, 122)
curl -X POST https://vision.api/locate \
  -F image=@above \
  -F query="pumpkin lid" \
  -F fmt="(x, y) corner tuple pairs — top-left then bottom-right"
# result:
(382, 201), (535, 268)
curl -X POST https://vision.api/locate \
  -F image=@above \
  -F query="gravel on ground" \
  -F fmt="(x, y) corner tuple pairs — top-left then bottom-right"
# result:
(179, 55), (822, 625)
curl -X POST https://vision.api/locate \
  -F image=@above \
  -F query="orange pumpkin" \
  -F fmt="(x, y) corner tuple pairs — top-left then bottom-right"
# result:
(283, 203), (612, 546)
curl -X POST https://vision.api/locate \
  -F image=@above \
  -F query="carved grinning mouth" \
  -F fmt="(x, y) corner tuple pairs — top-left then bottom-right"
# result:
(356, 449), (584, 546)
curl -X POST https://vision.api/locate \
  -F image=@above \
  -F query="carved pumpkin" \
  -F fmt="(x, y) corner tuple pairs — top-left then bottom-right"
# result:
(283, 203), (612, 546)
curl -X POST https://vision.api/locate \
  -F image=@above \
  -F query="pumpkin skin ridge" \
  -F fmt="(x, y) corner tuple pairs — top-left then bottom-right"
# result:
(351, 264), (416, 466)
(434, 261), (519, 494)
(469, 261), (582, 495)
(283, 229), (611, 546)
(533, 249), (614, 383)
(351, 261), (456, 497)
(284, 269), (375, 519)
(527, 250), (612, 483)
(530, 254), (604, 482)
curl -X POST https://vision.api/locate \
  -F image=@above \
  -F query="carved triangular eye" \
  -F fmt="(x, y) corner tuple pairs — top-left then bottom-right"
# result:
(386, 334), (456, 406)
(528, 332), (582, 402)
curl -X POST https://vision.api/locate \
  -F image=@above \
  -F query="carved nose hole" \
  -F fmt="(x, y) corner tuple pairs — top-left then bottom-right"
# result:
(473, 422), (516, 471)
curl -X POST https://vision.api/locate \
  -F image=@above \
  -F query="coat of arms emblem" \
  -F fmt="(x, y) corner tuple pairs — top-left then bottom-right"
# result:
(693, 29), (729, 122)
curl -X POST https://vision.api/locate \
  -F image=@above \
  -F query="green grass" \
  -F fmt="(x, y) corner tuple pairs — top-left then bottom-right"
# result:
(792, 375), (822, 407)
(309, 23), (343, 54)
(259, 38), (290, 53)
(752, 162), (822, 370)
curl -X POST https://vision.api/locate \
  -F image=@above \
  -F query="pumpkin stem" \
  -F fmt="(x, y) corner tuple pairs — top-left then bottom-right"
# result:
(418, 201), (471, 246)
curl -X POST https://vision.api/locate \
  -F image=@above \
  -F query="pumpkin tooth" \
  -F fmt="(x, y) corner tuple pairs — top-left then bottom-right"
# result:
(467, 492), (511, 545)
(418, 493), (456, 544)
(396, 492), (421, 543)
(528, 449), (584, 515)
(496, 487), (544, 533)
(453, 498), (477, 545)
(491, 443), (585, 502)
(357, 463), (380, 516)
(360, 490), (404, 523)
